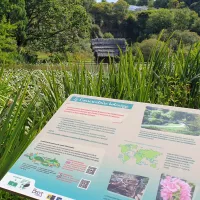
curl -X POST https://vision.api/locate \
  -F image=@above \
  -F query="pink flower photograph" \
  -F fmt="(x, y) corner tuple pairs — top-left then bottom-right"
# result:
(156, 174), (195, 200)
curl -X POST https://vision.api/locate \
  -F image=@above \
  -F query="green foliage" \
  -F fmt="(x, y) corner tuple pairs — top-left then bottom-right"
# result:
(91, 0), (128, 32)
(89, 1), (200, 46)
(91, 1), (114, 27)
(82, 0), (96, 12)
(158, 30), (200, 50)
(173, 30), (200, 45)
(0, 17), (17, 64)
(0, 68), (11, 108)
(0, 0), (200, 65)
(0, 0), (27, 46)
(146, 9), (173, 34)
(148, 0), (154, 7)
(132, 10), (153, 41)
(157, 76), (191, 106)
(104, 32), (114, 38)
(91, 24), (103, 38)
(144, 8), (199, 38)
(136, 38), (165, 61)
(153, 0), (197, 8)
(173, 8), (195, 30)
(137, 0), (149, 6)
(9, 0), (27, 46)
(183, 0), (199, 7)
(0, 191), (27, 199)
(124, 0), (137, 5)
(168, 0), (180, 8)
(191, 18), (200, 35)
(190, 1), (200, 16)
(25, 0), (91, 53)
(113, 0), (129, 20)
(0, 0), (93, 64)
(122, 13), (138, 42)
(18, 48), (38, 64)
(154, 0), (169, 8)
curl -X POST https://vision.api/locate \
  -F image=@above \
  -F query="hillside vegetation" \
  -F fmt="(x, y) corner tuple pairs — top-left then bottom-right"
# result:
(0, 0), (200, 64)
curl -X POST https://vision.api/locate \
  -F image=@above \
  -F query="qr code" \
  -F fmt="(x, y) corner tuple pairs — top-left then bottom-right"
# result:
(77, 179), (91, 190)
(85, 166), (97, 176)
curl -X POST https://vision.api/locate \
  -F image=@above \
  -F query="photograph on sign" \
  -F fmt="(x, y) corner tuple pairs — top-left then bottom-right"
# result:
(156, 174), (196, 200)
(142, 106), (200, 136)
(107, 171), (149, 199)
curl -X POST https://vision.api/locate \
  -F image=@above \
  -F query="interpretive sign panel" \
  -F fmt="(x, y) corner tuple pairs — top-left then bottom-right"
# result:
(1, 94), (200, 200)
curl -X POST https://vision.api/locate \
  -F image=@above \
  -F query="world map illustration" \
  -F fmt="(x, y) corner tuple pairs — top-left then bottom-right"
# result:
(118, 144), (162, 169)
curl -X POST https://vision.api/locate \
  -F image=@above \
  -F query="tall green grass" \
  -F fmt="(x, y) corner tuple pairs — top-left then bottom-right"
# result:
(60, 42), (200, 108)
(0, 38), (200, 199)
(0, 68), (11, 108)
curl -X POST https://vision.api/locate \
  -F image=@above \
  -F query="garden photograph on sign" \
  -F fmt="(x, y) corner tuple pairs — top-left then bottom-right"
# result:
(142, 107), (200, 136)
(0, 0), (200, 199)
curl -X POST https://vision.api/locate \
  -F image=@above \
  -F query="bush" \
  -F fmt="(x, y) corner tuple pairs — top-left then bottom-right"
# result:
(136, 38), (165, 61)
(48, 53), (67, 63)
(18, 49), (38, 64)
(191, 19), (200, 35)
(67, 51), (94, 62)
(155, 30), (200, 50)
(173, 8), (194, 30)
(174, 30), (200, 45)
(104, 32), (114, 38)
(91, 24), (103, 38)
(0, 16), (17, 64)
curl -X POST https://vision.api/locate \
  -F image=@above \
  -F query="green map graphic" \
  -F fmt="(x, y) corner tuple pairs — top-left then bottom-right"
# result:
(24, 153), (60, 168)
(119, 144), (162, 169)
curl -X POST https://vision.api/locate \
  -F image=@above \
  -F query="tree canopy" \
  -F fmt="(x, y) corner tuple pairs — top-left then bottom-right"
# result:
(0, 0), (200, 63)
(0, 17), (17, 63)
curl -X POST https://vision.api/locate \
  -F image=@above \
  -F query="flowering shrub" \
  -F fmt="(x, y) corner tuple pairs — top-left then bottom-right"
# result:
(159, 175), (194, 200)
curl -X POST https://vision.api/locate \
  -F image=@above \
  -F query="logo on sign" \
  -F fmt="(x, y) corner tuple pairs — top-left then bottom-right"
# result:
(19, 180), (31, 189)
(8, 181), (18, 187)
(46, 194), (56, 200)
(32, 188), (43, 197)
(21, 182), (30, 189)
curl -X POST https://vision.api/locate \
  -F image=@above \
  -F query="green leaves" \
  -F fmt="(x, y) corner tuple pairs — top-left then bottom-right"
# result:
(0, 80), (35, 178)
(25, 0), (90, 53)
(0, 0), (27, 46)
(0, 72), (51, 179)
(0, 17), (17, 64)
(0, 67), (11, 107)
